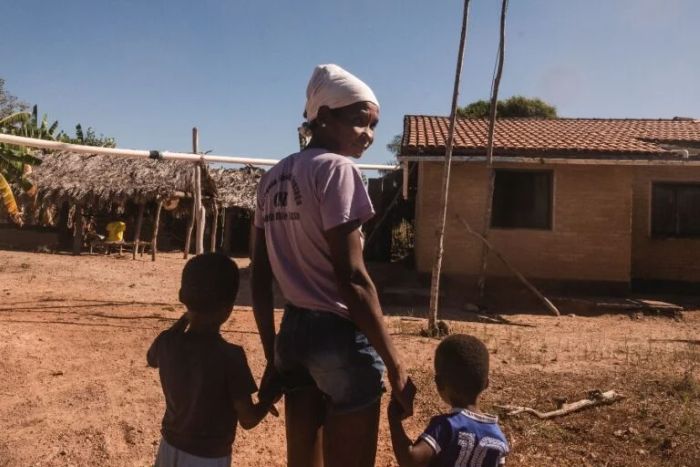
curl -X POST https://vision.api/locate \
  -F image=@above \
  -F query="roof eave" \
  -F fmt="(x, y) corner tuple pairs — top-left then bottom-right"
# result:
(397, 151), (700, 166)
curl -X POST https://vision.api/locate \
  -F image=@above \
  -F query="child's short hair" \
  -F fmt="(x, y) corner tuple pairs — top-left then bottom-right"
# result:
(179, 253), (239, 313)
(435, 334), (490, 401)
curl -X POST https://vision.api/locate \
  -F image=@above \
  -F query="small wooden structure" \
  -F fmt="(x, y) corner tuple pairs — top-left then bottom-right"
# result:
(208, 166), (262, 255)
(3, 150), (263, 258)
(26, 150), (217, 259)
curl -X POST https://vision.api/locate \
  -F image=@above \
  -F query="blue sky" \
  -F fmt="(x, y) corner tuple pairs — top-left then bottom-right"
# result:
(3, 0), (699, 167)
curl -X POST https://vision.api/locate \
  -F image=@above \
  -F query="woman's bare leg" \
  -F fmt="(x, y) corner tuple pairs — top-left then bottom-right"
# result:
(285, 386), (325, 467)
(323, 400), (381, 467)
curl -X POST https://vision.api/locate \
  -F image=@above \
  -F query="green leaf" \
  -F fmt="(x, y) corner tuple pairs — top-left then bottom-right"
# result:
(0, 111), (31, 128)
(48, 120), (59, 136)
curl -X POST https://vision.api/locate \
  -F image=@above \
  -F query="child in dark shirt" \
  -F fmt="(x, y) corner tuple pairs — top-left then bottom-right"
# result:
(388, 334), (509, 467)
(147, 253), (275, 467)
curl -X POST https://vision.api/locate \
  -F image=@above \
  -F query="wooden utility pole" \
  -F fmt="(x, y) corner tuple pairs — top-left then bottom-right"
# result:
(477, 0), (509, 299)
(427, 0), (472, 334)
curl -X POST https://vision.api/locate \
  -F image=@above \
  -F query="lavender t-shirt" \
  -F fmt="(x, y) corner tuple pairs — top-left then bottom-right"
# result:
(254, 148), (375, 318)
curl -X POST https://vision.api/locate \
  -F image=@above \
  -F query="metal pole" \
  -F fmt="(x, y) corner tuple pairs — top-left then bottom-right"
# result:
(0, 133), (397, 171)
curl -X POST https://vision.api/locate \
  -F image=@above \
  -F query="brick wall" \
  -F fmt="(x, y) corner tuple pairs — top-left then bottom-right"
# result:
(632, 166), (700, 282)
(414, 162), (634, 284)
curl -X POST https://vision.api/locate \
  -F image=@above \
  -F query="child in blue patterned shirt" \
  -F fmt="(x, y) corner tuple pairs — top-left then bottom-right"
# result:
(388, 334), (509, 467)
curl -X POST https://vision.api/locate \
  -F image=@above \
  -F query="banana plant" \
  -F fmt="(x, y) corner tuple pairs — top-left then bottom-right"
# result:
(61, 123), (116, 148)
(0, 172), (22, 225)
(14, 105), (60, 140)
(0, 106), (53, 224)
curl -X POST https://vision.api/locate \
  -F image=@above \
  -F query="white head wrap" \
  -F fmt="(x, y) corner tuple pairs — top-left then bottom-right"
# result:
(304, 64), (379, 123)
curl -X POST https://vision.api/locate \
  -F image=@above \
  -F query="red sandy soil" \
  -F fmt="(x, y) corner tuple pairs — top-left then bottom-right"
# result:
(0, 250), (698, 466)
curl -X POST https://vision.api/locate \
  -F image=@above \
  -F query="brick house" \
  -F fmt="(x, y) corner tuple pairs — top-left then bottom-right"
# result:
(397, 116), (700, 294)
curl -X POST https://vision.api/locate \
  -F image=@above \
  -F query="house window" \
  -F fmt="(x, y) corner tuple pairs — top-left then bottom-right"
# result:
(651, 183), (700, 237)
(491, 170), (553, 229)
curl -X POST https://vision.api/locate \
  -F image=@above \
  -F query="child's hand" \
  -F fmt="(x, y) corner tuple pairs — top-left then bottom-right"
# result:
(259, 363), (283, 406)
(390, 376), (417, 420)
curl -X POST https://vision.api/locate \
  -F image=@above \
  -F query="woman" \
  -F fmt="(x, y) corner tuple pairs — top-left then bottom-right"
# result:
(251, 64), (413, 467)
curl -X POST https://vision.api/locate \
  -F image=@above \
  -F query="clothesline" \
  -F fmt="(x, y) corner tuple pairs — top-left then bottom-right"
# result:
(0, 133), (399, 171)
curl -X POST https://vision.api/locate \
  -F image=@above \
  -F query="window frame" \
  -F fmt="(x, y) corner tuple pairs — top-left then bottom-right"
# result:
(490, 168), (554, 231)
(650, 181), (700, 239)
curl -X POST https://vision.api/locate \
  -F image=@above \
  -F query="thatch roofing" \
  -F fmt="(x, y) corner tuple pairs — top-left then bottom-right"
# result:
(209, 166), (263, 211)
(30, 151), (218, 209)
(2, 152), (264, 226)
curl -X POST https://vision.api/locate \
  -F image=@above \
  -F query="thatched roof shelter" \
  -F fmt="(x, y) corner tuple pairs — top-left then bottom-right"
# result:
(2, 151), (266, 258)
(209, 166), (263, 211)
(30, 151), (217, 209)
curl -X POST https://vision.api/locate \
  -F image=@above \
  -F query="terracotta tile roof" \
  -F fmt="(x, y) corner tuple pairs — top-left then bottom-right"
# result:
(400, 116), (700, 159)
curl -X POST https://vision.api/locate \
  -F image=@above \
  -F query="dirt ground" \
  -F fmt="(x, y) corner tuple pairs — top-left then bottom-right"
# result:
(0, 250), (698, 467)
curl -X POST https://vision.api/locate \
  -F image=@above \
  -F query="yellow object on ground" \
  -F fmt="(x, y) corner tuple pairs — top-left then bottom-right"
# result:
(106, 221), (126, 242)
(0, 173), (22, 225)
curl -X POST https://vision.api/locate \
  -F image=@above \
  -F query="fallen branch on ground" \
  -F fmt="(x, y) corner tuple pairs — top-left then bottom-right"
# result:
(496, 390), (624, 419)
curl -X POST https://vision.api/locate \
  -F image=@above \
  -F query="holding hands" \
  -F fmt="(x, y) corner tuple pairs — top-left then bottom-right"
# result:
(258, 362), (283, 417)
(388, 366), (416, 420)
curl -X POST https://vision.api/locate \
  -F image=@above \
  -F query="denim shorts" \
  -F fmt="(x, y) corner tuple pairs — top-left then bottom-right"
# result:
(155, 438), (230, 467)
(274, 304), (386, 414)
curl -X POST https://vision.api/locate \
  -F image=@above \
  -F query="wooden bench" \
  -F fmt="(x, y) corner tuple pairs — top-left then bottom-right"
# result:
(89, 239), (150, 256)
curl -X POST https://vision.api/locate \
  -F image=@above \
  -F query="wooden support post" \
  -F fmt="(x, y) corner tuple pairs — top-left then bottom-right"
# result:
(427, 0), (472, 335)
(151, 200), (163, 262)
(183, 192), (195, 259)
(222, 208), (233, 256)
(402, 161), (409, 200)
(72, 205), (83, 256)
(218, 207), (226, 250)
(184, 127), (200, 259)
(210, 203), (219, 252)
(194, 165), (205, 255)
(192, 127), (206, 255)
(133, 203), (145, 260)
(477, 0), (509, 299)
(183, 195), (195, 258)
